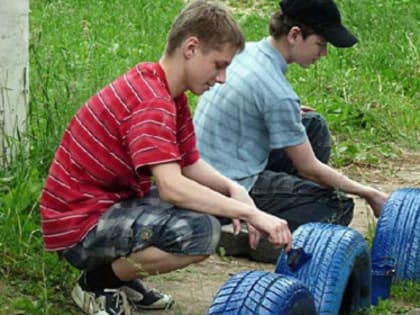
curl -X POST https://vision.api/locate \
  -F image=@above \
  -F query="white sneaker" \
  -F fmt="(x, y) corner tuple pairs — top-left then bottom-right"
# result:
(71, 282), (132, 315)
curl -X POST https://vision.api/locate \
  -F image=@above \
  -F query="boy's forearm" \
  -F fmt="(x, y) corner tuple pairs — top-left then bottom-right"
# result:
(154, 162), (254, 220)
(163, 174), (255, 220)
(182, 159), (238, 196)
(304, 162), (375, 197)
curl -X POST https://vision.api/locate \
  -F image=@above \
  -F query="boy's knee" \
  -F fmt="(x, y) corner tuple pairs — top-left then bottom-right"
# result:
(302, 111), (332, 163)
(206, 215), (222, 252)
(177, 213), (222, 256)
(303, 111), (330, 136)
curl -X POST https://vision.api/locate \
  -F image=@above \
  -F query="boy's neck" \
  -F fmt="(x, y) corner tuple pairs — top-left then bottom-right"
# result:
(159, 53), (187, 99)
(268, 36), (292, 64)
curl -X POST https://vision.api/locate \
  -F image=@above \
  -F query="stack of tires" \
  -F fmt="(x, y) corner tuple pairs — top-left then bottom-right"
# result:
(208, 188), (420, 315)
(371, 188), (420, 281)
(370, 188), (420, 305)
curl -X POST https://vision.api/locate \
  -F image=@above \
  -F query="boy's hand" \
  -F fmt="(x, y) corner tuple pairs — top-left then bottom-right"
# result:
(229, 183), (261, 242)
(246, 223), (261, 250)
(300, 105), (316, 112)
(364, 188), (389, 217)
(248, 210), (292, 252)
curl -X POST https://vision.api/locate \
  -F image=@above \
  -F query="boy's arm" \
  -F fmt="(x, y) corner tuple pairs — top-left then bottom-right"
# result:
(182, 159), (260, 245)
(285, 140), (389, 217)
(182, 159), (246, 198)
(149, 161), (292, 251)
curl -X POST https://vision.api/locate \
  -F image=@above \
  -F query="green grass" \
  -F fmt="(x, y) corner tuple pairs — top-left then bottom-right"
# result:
(0, 0), (419, 313)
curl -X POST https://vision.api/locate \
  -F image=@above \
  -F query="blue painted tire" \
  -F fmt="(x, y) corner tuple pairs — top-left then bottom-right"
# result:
(208, 270), (316, 315)
(275, 223), (371, 315)
(371, 188), (420, 281)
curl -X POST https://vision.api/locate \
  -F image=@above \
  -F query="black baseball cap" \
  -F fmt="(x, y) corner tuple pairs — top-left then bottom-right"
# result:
(279, 0), (358, 48)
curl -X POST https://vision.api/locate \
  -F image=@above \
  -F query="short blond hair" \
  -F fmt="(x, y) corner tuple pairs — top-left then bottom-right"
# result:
(165, 0), (245, 55)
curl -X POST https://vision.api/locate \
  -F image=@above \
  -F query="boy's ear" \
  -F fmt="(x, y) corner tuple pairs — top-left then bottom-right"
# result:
(183, 36), (200, 59)
(287, 26), (302, 45)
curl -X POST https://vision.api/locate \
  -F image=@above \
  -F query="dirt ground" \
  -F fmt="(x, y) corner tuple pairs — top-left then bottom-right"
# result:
(142, 150), (420, 315)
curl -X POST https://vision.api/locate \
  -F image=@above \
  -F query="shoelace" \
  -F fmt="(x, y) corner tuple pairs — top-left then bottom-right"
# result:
(96, 289), (132, 315)
(147, 289), (173, 310)
(148, 288), (163, 297)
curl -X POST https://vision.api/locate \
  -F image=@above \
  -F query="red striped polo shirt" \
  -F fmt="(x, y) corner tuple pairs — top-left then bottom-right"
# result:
(40, 62), (199, 251)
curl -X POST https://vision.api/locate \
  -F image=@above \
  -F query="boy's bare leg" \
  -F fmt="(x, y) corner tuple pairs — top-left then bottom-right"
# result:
(112, 246), (207, 281)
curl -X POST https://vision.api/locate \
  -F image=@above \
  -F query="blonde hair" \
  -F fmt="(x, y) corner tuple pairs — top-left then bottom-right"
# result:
(165, 0), (245, 55)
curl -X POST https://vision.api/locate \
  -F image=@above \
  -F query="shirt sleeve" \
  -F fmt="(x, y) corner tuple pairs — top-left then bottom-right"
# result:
(264, 97), (307, 149)
(127, 96), (199, 176)
(127, 98), (181, 175)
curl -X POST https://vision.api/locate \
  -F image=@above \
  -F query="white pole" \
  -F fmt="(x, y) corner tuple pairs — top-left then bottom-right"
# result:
(0, 0), (29, 164)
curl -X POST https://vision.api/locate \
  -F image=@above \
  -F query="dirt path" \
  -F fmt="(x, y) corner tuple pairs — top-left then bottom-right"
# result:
(143, 151), (420, 315)
(348, 150), (420, 236)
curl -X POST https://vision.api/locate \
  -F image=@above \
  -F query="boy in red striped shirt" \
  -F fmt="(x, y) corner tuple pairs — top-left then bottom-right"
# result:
(40, 1), (293, 314)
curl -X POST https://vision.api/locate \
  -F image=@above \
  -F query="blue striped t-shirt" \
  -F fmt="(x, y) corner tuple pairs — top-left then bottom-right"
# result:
(194, 38), (306, 190)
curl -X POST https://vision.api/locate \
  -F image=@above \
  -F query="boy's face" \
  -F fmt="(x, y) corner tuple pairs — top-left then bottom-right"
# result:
(291, 33), (328, 68)
(185, 43), (238, 95)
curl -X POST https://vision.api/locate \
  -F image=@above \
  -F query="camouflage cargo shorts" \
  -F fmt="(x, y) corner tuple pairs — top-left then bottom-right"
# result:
(60, 188), (221, 270)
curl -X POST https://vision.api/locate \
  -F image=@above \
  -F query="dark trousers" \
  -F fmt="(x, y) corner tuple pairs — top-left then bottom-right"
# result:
(250, 112), (354, 232)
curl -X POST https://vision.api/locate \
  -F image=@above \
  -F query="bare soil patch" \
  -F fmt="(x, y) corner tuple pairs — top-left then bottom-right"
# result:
(143, 151), (420, 315)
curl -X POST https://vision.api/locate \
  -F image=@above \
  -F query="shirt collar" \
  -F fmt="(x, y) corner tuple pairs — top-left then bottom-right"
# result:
(259, 37), (288, 74)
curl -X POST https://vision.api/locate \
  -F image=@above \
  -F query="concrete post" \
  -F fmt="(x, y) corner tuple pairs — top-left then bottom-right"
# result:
(0, 0), (29, 164)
